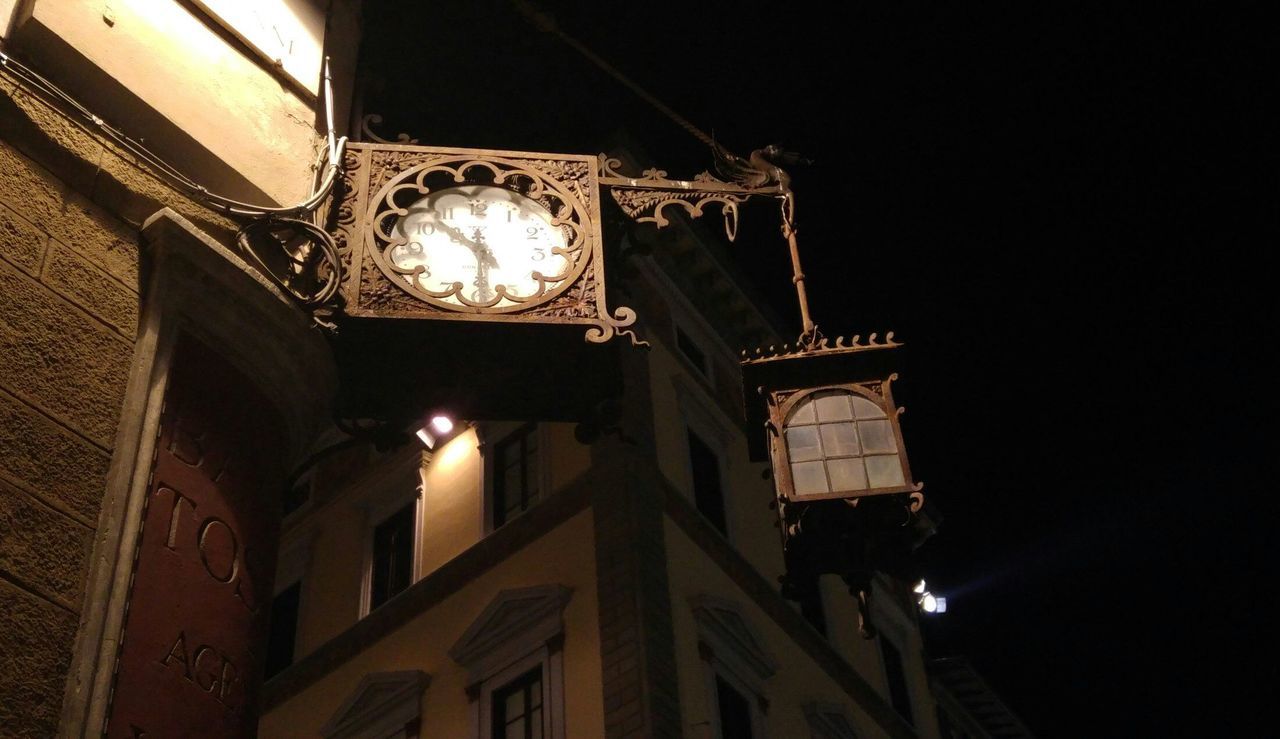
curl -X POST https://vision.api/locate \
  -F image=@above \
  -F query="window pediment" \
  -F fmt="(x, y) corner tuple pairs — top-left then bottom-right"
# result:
(449, 585), (573, 681)
(691, 595), (777, 687)
(804, 702), (862, 739)
(320, 670), (430, 739)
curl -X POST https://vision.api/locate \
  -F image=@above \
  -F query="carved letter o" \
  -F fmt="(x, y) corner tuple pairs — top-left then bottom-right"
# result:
(197, 517), (239, 584)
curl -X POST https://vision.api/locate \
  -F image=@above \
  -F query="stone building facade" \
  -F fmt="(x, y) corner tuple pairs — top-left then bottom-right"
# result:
(1, 2), (945, 737)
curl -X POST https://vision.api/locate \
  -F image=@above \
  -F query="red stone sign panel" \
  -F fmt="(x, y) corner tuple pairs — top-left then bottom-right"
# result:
(106, 336), (287, 738)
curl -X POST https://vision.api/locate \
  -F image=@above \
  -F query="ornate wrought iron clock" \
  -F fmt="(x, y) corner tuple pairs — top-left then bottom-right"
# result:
(335, 142), (639, 344)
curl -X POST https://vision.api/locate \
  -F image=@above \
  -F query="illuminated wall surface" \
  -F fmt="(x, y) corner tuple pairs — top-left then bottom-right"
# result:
(0, 3), (944, 738)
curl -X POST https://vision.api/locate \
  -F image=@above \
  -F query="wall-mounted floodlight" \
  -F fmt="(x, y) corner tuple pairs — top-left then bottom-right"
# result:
(914, 579), (946, 614)
(414, 414), (456, 449)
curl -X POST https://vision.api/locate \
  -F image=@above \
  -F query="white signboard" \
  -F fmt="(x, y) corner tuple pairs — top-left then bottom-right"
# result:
(192, 0), (325, 94)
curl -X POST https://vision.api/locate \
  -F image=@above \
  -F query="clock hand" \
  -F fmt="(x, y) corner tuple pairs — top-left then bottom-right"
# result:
(470, 228), (497, 303)
(471, 228), (501, 269)
(432, 220), (479, 250)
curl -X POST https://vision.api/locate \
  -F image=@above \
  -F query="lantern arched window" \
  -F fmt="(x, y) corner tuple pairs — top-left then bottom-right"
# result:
(780, 388), (910, 499)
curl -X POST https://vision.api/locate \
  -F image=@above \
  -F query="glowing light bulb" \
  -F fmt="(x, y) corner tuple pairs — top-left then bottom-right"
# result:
(921, 593), (938, 613)
(430, 415), (454, 434)
(913, 579), (927, 594)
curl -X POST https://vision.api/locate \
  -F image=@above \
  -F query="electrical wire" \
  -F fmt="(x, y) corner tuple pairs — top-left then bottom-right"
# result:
(0, 49), (346, 218)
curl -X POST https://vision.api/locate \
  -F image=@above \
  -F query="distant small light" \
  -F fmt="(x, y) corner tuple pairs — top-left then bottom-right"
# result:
(430, 415), (454, 434)
(935, 597), (947, 613)
(921, 593), (938, 613)
(913, 579), (927, 594)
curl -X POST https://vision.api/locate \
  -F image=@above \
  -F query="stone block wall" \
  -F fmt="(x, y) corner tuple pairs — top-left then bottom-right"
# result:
(0, 67), (234, 737)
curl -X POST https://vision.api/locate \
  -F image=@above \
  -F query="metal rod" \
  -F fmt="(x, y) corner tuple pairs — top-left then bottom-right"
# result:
(780, 196), (816, 340)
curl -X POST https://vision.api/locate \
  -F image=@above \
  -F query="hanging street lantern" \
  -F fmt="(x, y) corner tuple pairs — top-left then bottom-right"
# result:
(741, 333), (927, 639)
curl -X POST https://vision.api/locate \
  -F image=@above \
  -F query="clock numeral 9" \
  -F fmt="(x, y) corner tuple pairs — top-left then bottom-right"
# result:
(531, 247), (546, 262)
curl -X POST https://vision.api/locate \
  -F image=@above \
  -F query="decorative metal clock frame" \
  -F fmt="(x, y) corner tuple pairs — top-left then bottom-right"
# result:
(333, 142), (640, 344)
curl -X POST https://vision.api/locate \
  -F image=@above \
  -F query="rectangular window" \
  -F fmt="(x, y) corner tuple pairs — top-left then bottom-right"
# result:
(688, 429), (726, 534)
(263, 580), (301, 679)
(677, 326), (710, 378)
(798, 584), (827, 637)
(369, 501), (415, 610)
(715, 674), (753, 739)
(493, 667), (544, 739)
(282, 476), (310, 517)
(494, 424), (540, 528)
(879, 635), (914, 725)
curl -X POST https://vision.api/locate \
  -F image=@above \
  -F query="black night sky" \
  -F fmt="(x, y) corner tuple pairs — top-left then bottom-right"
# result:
(363, 2), (1270, 735)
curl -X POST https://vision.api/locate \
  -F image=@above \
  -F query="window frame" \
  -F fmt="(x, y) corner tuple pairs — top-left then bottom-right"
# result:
(265, 534), (314, 678)
(704, 664), (766, 739)
(672, 374), (737, 540)
(877, 631), (915, 726)
(675, 322), (716, 387)
(478, 649), (561, 739)
(686, 425), (730, 536)
(490, 665), (545, 739)
(691, 596), (776, 739)
(483, 422), (550, 532)
(358, 455), (424, 618)
(449, 585), (571, 739)
(771, 382), (918, 504)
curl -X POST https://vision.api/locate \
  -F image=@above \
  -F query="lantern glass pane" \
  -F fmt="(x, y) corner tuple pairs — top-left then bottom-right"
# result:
(866, 454), (906, 488)
(786, 426), (823, 462)
(792, 461), (829, 495)
(815, 392), (853, 422)
(789, 398), (817, 425)
(851, 396), (886, 419)
(859, 419), (897, 454)
(820, 422), (860, 457)
(828, 457), (868, 491)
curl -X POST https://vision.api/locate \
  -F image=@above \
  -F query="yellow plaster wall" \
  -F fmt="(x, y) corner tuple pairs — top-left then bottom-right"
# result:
(664, 517), (895, 739)
(15, 0), (320, 203)
(259, 511), (605, 739)
(419, 427), (484, 576)
(646, 339), (785, 584)
(820, 575), (895, 691)
(288, 423), (590, 662)
(547, 422), (591, 493)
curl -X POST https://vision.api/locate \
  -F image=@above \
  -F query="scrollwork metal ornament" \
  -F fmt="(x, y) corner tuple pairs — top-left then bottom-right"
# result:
(235, 217), (343, 328)
(359, 113), (420, 145)
(599, 154), (772, 243)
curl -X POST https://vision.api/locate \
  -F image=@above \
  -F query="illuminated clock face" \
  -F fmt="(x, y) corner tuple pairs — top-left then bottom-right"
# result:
(389, 185), (571, 309)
